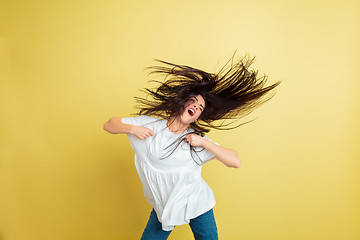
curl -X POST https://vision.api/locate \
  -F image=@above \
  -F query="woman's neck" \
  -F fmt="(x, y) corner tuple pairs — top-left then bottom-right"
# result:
(167, 116), (188, 134)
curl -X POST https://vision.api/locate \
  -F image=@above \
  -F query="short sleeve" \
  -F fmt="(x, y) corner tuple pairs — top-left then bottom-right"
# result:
(194, 135), (220, 164)
(121, 115), (159, 127)
(121, 115), (159, 151)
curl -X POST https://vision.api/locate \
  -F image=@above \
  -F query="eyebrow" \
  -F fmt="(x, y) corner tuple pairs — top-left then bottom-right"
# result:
(193, 96), (205, 109)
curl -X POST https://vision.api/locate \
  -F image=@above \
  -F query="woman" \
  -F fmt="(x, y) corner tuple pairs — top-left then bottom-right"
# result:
(103, 54), (280, 239)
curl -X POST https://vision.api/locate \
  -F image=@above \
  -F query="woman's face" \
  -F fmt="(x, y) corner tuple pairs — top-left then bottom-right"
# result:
(180, 94), (206, 124)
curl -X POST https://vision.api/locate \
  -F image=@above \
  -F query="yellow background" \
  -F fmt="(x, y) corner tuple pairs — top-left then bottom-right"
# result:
(1, 0), (359, 239)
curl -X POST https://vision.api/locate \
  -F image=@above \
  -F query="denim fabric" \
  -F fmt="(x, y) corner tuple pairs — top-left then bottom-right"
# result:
(140, 209), (172, 240)
(140, 208), (218, 240)
(189, 208), (218, 240)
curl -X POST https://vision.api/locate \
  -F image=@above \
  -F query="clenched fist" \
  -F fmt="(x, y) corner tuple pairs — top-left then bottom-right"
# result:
(131, 126), (154, 140)
(184, 133), (206, 147)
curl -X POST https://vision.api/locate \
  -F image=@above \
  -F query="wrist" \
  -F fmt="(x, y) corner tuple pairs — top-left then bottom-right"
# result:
(128, 125), (135, 135)
(201, 138), (212, 149)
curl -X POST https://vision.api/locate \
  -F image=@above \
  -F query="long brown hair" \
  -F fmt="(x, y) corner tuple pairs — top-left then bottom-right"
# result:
(135, 53), (281, 134)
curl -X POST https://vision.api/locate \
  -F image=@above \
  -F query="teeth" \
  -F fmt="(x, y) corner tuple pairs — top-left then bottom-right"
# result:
(189, 109), (195, 116)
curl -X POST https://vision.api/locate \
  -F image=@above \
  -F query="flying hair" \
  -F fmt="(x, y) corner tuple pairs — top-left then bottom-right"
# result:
(134, 53), (281, 134)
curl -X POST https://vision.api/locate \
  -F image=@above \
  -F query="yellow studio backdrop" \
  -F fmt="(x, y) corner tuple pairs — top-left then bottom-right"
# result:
(1, 0), (359, 239)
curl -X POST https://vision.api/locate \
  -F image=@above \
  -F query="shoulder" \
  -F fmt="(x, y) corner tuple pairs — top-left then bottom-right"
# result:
(137, 115), (163, 124)
(122, 115), (163, 126)
(140, 115), (161, 121)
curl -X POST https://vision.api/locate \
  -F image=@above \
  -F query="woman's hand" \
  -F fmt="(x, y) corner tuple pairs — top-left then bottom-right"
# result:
(184, 134), (205, 147)
(131, 126), (154, 140)
(185, 134), (241, 168)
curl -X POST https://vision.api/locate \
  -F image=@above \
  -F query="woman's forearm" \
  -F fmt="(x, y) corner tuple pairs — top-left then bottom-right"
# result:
(103, 117), (134, 134)
(202, 139), (241, 168)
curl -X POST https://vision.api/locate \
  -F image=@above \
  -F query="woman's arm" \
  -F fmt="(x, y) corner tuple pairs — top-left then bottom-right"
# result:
(184, 134), (241, 168)
(103, 117), (153, 139)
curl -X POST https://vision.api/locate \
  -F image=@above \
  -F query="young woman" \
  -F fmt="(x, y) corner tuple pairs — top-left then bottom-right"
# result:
(103, 54), (280, 239)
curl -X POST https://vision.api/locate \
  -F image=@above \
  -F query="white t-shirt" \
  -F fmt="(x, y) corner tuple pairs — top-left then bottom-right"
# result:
(121, 115), (217, 231)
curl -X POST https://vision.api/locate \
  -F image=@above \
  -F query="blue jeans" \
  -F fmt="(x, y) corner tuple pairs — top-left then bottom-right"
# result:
(140, 208), (218, 240)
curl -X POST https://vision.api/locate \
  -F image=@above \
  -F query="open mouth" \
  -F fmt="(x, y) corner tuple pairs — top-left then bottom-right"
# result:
(188, 109), (195, 116)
